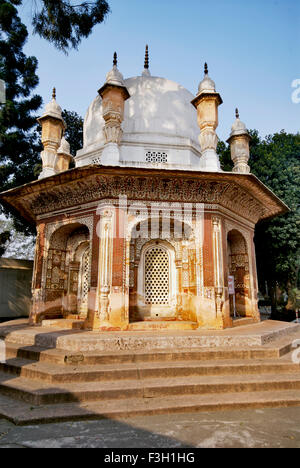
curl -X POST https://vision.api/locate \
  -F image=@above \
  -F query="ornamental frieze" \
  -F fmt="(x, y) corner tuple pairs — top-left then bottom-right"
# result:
(29, 174), (266, 223)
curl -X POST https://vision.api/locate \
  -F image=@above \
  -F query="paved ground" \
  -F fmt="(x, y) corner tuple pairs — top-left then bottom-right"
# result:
(0, 406), (299, 448)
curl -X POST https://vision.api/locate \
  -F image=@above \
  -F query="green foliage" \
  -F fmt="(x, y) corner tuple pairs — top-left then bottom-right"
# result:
(32, 0), (110, 53)
(217, 140), (232, 172)
(252, 131), (300, 296)
(289, 288), (300, 310)
(218, 130), (300, 305)
(0, 230), (10, 257)
(0, 0), (42, 230)
(62, 109), (83, 156)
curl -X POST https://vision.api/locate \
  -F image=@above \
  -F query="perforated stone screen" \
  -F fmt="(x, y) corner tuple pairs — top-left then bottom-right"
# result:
(145, 151), (168, 163)
(80, 248), (90, 308)
(144, 247), (169, 305)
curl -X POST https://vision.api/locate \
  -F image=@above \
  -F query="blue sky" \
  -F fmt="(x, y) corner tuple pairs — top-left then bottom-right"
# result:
(18, 0), (299, 141)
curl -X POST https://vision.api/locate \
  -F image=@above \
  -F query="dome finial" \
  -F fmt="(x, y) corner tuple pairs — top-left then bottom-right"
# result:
(235, 108), (239, 119)
(144, 44), (149, 70)
(113, 52), (117, 67)
(52, 87), (56, 100)
(204, 62), (208, 75)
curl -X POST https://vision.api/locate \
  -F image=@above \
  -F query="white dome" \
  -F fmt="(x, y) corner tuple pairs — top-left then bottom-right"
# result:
(198, 75), (216, 94)
(43, 97), (63, 120)
(229, 111), (249, 137)
(105, 65), (125, 87)
(82, 75), (200, 152)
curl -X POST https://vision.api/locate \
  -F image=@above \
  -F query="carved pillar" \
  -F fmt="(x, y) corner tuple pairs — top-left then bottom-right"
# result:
(212, 216), (226, 327)
(56, 136), (72, 173)
(175, 259), (183, 318)
(98, 210), (113, 328)
(250, 234), (260, 322)
(227, 109), (251, 174)
(84, 213), (99, 329)
(30, 222), (45, 325)
(98, 53), (130, 166)
(67, 261), (80, 314)
(37, 89), (66, 179)
(191, 64), (223, 171)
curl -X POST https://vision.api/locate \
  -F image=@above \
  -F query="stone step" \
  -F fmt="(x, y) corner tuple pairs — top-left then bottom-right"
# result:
(1, 371), (300, 405)
(41, 319), (84, 330)
(0, 356), (299, 384)
(3, 342), (292, 367)
(1, 320), (300, 352)
(233, 317), (256, 327)
(2, 389), (300, 425)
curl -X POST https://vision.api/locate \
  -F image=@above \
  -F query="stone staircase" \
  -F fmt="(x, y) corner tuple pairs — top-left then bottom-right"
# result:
(0, 334), (300, 425)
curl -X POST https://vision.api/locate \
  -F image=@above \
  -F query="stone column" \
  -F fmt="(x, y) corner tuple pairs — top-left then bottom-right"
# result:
(37, 89), (66, 179)
(98, 53), (130, 166)
(85, 212), (100, 330)
(98, 210), (113, 329)
(249, 234), (261, 322)
(30, 222), (45, 325)
(56, 136), (72, 173)
(227, 109), (251, 173)
(109, 206), (128, 329)
(191, 64), (223, 171)
(175, 259), (183, 318)
(212, 216), (224, 324)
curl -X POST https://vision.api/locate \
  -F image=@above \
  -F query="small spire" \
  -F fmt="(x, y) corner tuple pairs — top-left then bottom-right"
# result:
(52, 87), (56, 100)
(235, 108), (239, 119)
(204, 63), (208, 75)
(144, 44), (149, 69)
(113, 52), (117, 67)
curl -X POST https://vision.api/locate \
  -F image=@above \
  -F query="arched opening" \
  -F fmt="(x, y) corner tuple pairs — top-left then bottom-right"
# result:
(227, 229), (251, 317)
(128, 215), (195, 323)
(136, 240), (176, 320)
(44, 223), (90, 319)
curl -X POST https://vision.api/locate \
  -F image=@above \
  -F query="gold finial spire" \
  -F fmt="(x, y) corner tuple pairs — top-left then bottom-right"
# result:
(204, 62), (208, 75)
(235, 108), (239, 119)
(144, 44), (149, 69)
(113, 52), (117, 67)
(52, 87), (56, 100)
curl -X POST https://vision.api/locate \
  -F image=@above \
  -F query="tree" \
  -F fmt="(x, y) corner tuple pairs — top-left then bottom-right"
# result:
(218, 130), (300, 312)
(19, 0), (110, 53)
(0, 0), (42, 244)
(62, 109), (83, 156)
(0, 218), (35, 259)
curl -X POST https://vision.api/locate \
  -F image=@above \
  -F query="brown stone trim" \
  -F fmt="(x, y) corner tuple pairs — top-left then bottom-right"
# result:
(90, 212), (100, 288)
(112, 208), (124, 287)
(35, 222), (45, 289)
(203, 212), (214, 287)
(0, 165), (289, 227)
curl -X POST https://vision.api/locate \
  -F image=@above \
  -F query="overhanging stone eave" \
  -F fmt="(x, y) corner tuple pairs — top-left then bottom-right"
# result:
(0, 165), (289, 225)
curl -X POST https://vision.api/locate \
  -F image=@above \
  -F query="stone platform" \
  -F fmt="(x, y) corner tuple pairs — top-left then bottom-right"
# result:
(0, 319), (300, 425)
(0, 319), (298, 352)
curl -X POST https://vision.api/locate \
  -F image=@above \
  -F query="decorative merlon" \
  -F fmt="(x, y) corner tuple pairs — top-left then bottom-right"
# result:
(37, 88), (66, 179)
(56, 136), (73, 173)
(98, 53), (130, 165)
(191, 64), (223, 171)
(227, 108), (251, 174)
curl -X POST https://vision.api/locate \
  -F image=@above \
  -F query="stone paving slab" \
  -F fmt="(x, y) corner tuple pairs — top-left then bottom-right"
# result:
(0, 406), (299, 448)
